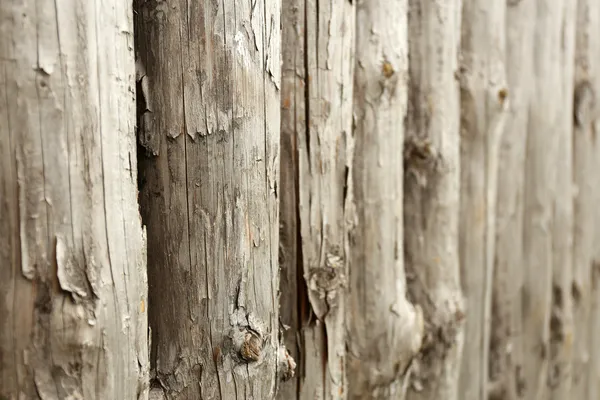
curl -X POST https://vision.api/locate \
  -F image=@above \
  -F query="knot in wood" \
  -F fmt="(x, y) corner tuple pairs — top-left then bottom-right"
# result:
(404, 138), (441, 187)
(498, 88), (508, 104)
(309, 268), (342, 293)
(404, 138), (436, 164)
(382, 61), (395, 78)
(573, 80), (595, 127)
(309, 253), (344, 292)
(240, 331), (262, 362)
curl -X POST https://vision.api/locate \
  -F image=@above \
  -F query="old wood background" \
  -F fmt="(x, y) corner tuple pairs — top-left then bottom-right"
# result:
(1, 0), (600, 399)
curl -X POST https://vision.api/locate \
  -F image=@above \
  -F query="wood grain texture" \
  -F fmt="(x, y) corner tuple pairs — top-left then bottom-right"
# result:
(488, 1), (536, 398)
(135, 0), (281, 398)
(518, 0), (564, 397)
(0, 0), (148, 398)
(404, 1), (464, 399)
(348, 1), (423, 398)
(548, 0), (577, 396)
(573, 1), (600, 398)
(294, 0), (355, 397)
(457, 0), (508, 398)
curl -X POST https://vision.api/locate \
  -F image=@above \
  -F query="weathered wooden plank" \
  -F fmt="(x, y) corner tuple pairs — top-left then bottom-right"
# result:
(488, 0), (536, 398)
(573, 1), (600, 398)
(519, 0), (564, 397)
(279, 0), (356, 398)
(457, 0), (508, 398)
(404, 1), (464, 399)
(0, 0), (148, 398)
(348, 1), (423, 398)
(135, 0), (282, 398)
(549, 0), (577, 397)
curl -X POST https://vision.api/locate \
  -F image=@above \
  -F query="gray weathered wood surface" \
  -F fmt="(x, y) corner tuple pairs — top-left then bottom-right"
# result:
(135, 0), (281, 398)
(573, 0), (600, 398)
(488, 0), (536, 398)
(457, 0), (508, 398)
(519, 0), (564, 398)
(280, 0), (355, 398)
(0, 1), (148, 398)
(299, 0), (355, 397)
(549, 0), (577, 397)
(404, 1), (464, 399)
(348, 1), (423, 398)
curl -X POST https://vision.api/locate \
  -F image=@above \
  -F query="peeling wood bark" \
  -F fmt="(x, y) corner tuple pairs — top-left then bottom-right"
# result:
(0, 1), (148, 399)
(280, 0), (356, 398)
(134, 0), (282, 398)
(548, 0), (577, 397)
(347, 1), (423, 398)
(457, 0), (508, 399)
(573, 1), (600, 398)
(488, 1), (536, 398)
(518, 0), (565, 398)
(404, 1), (464, 399)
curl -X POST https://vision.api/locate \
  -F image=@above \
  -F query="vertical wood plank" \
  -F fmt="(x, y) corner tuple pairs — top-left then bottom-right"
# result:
(348, 1), (423, 398)
(0, 1), (148, 398)
(135, 0), (281, 397)
(458, 0), (508, 398)
(404, 1), (464, 399)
